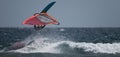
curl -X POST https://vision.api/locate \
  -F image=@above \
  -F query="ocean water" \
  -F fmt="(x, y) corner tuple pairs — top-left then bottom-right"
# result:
(0, 28), (120, 57)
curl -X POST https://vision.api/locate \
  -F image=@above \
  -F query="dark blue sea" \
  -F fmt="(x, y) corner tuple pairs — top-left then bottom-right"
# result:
(0, 28), (120, 57)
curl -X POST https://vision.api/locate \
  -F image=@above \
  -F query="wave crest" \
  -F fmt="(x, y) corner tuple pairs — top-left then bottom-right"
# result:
(12, 37), (120, 54)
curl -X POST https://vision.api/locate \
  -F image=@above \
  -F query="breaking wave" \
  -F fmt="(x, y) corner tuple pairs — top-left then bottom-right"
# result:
(12, 35), (120, 54)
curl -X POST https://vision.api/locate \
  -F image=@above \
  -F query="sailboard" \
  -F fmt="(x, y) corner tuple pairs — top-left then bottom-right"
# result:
(23, 1), (59, 30)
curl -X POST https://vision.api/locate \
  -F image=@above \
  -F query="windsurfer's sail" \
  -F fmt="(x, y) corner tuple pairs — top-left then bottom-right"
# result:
(22, 1), (59, 30)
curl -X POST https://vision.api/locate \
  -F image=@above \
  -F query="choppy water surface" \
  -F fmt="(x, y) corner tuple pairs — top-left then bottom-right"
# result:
(0, 28), (120, 57)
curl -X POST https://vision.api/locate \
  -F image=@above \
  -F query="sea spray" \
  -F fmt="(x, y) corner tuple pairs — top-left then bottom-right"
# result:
(14, 37), (120, 54)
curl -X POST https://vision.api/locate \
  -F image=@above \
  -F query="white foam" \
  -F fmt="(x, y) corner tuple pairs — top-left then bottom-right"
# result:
(13, 36), (120, 54)
(59, 28), (65, 32)
(64, 41), (120, 54)
(14, 37), (61, 53)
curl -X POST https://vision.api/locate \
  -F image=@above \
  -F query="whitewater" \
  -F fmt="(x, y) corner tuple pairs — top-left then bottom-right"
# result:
(13, 35), (120, 54)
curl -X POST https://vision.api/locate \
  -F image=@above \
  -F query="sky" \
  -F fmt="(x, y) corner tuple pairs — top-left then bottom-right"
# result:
(0, 0), (120, 27)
